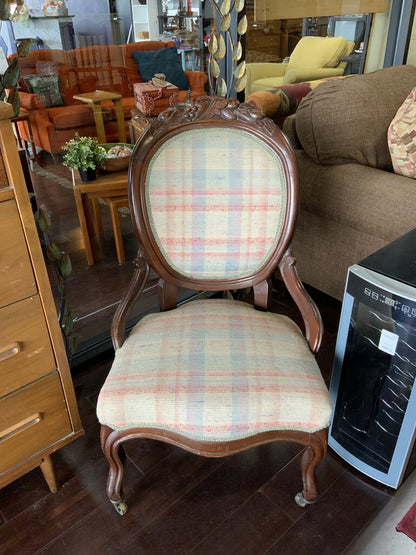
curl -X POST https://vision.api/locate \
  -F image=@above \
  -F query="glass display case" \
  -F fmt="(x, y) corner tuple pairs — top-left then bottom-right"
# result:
(158, 0), (213, 71)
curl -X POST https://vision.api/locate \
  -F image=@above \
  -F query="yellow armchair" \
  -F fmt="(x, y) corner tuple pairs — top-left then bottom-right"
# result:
(245, 36), (354, 98)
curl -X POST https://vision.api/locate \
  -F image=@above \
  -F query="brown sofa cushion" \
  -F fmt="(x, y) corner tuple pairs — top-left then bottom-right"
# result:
(71, 45), (131, 97)
(47, 105), (95, 130)
(295, 65), (416, 170)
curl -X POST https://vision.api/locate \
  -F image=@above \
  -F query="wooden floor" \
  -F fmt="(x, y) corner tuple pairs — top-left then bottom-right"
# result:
(0, 152), (398, 554)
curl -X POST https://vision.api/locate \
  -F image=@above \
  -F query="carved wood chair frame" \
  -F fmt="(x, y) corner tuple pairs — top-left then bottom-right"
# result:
(99, 96), (328, 515)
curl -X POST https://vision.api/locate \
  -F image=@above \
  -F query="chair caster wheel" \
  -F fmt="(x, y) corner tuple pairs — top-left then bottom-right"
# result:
(295, 491), (316, 508)
(111, 499), (128, 515)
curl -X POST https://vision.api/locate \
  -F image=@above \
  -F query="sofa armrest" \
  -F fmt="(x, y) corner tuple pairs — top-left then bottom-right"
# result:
(19, 91), (46, 110)
(282, 114), (303, 149)
(246, 63), (288, 81)
(184, 70), (208, 94)
(245, 63), (288, 96)
(293, 67), (345, 82)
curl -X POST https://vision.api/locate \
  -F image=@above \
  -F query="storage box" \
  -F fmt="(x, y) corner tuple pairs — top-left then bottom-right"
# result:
(134, 82), (179, 116)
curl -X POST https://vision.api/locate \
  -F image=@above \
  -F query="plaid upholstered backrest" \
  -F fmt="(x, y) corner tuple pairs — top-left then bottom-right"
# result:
(130, 97), (298, 287)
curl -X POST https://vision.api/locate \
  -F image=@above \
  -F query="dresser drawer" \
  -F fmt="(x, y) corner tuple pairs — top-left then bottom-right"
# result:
(0, 372), (72, 475)
(0, 295), (56, 396)
(0, 199), (37, 308)
(247, 35), (280, 50)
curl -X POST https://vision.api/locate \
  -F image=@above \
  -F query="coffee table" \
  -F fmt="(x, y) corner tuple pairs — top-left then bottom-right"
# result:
(71, 168), (129, 265)
(72, 90), (127, 144)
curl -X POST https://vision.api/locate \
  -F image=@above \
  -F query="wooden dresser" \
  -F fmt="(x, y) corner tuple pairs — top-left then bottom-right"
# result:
(0, 103), (83, 492)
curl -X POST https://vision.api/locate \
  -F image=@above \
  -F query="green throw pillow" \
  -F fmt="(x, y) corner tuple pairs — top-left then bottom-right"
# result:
(133, 47), (189, 90)
(23, 73), (64, 108)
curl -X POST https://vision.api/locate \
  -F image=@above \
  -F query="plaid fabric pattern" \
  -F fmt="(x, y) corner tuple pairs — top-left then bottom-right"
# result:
(97, 299), (332, 441)
(145, 129), (286, 280)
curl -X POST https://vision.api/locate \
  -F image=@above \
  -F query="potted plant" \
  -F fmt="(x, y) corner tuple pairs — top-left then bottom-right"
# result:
(62, 133), (105, 181)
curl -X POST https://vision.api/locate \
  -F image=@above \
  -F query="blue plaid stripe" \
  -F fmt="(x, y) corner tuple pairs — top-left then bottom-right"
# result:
(97, 300), (332, 441)
(145, 128), (286, 279)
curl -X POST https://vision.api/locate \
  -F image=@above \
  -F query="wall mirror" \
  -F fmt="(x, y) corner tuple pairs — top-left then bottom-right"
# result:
(0, 0), (408, 368)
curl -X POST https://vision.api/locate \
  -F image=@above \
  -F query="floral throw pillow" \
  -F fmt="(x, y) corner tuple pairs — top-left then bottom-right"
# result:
(388, 87), (416, 178)
(23, 73), (64, 108)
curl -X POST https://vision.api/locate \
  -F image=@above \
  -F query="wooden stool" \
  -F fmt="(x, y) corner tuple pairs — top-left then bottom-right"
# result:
(73, 90), (127, 144)
(71, 169), (128, 265)
(100, 196), (129, 264)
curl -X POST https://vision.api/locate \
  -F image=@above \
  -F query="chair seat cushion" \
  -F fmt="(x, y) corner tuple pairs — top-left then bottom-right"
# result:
(97, 299), (332, 442)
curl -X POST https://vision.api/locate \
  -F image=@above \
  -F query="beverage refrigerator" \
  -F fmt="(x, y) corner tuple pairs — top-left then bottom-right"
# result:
(328, 229), (416, 488)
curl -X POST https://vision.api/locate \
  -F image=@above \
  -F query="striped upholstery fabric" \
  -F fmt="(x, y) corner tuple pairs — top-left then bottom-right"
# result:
(146, 128), (286, 280)
(97, 299), (332, 441)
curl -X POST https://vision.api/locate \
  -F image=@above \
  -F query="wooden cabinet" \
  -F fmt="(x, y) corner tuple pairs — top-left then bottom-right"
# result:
(0, 103), (83, 493)
(246, 21), (281, 62)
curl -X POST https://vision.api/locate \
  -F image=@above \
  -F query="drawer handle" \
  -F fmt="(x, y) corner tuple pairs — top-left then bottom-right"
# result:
(0, 413), (42, 443)
(0, 342), (21, 362)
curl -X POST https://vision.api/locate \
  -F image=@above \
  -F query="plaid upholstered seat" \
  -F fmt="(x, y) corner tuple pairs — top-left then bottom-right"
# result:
(96, 97), (332, 516)
(97, 299), (331, 441)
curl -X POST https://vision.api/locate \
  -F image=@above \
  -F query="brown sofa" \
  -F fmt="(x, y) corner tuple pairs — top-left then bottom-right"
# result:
(281, 64), (416, 300)
(11, 41), (207, 156)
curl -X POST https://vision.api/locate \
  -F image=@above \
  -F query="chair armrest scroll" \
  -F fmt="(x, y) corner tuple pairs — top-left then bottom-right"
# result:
(278, 249), (323, 353)
(111, 248), (150, 350)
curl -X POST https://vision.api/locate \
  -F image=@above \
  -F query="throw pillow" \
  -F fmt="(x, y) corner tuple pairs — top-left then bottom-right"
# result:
(388, 87), (416, 178)
(133, 46), (189, 91)
(23, 73), (64, 108)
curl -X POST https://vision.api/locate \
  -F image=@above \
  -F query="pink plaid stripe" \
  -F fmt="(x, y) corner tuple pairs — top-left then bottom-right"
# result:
(145, 129), (286, 279)
(97, 299), (332, 441)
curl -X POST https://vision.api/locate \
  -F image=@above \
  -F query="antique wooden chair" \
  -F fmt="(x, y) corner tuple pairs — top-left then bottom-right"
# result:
(96, 96), (332, 515)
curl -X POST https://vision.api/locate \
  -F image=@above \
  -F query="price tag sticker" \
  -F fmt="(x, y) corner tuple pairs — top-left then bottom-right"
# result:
(378, 329), (399, 355)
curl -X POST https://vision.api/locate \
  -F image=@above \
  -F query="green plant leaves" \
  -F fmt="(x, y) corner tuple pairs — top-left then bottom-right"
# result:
(208, 34), (218, 55)
(237, 15), (248, 36)
(3, 58), (19, 88)
(46, 242), (62, 262)
(233, 41), (242, 61)
(62, 132), (104, 171)
(59, 253), (72, 279)
(217, 78), (228, 97)
(220, 13), (231, 32)
(17, 39), (34, 58)
(210, 58), (221, 78)
(234, 73), (247, 93)
(36, 207), (52, 233)
(216, 34), (227, 59)
(234, 60), (246, 79)
(207, 0), (247, 98)
(0, 0), (10, 21)
(6, 87), (20, 116)
(220, 0), (231, 16)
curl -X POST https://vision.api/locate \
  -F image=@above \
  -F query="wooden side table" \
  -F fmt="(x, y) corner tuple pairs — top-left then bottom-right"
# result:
(73, 90), (127, 144)
(71, 168), (129, 265)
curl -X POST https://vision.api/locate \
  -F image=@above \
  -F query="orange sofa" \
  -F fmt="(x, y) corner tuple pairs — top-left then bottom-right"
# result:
(11, 41), (208, 156)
